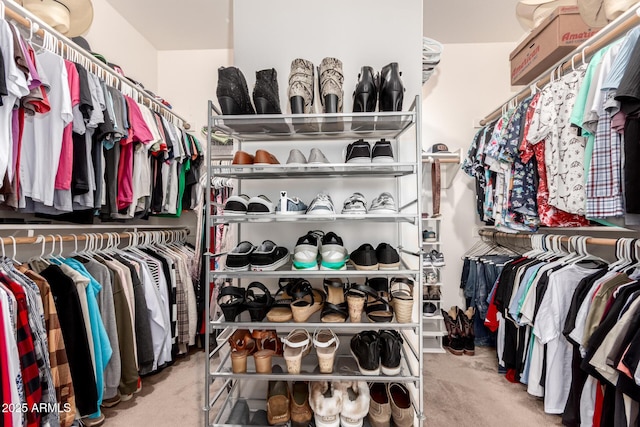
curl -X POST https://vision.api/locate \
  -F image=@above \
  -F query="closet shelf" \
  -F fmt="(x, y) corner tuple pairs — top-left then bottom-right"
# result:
(209, 353), (420, 383)
(212, 111), (416, 141)
(422, 315), (444, 321)
(210, 267), (420, 280)
(211, 321), (422, 330)
(422, 331), (446, 337)
(210, 163), (417, 179)
(422, 347), (446, 354)
(211, 213), (419, 224)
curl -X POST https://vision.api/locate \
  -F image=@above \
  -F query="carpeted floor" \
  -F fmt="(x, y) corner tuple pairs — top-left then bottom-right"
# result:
(424, 347), (563, 426)
(102, 346), (563, 426)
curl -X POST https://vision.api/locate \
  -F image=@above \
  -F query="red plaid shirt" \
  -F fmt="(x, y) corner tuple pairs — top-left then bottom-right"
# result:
(1, 272), (42, 427)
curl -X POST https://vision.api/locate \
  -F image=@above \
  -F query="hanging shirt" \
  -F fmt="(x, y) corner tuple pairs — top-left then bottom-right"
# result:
(527, 67), (588, 215)
(534, 264), (601, 414)
(20, 50), (72, 208)
(0, 19), (29, 188)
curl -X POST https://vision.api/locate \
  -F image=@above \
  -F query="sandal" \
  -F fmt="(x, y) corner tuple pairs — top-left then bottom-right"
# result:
(245, 282), (273, 322)
(365, 278), (394, 323)
(252, 330), (283, 357)
(390, 277), (414, 323)
(283, 329), (311, 374)
(228, 329), (256, 373)
(290, 279), (326, 323)
(266, 278), (296, 323)
(313, 329), (339, 374)
(345, 282), (371, 323)
(218, 284), (246, 322)
(321, 278), (348, 323)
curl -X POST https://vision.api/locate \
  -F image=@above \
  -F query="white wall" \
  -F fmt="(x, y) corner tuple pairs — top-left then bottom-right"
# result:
(157, 49), (234, 133)
(422, 42), (519, 311)
(84, 0), (159, 92)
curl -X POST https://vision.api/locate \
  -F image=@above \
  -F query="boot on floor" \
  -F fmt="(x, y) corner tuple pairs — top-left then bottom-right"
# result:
(459, 307), (475, 356)
(441, 307), (464, 356)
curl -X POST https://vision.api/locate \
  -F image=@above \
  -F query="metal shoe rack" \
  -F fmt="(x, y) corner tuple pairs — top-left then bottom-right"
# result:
(203, 96), (425, 426)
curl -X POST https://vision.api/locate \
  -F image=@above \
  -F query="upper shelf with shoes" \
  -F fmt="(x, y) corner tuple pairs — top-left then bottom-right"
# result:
(210, 109), (417, 141)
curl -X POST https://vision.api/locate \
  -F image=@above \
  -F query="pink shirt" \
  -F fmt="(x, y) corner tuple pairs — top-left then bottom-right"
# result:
(54, 61), (80, 190)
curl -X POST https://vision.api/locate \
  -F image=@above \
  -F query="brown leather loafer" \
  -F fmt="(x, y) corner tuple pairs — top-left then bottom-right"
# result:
(232, 150), (254, 165)
(290, 381), (313, 427)
(254, 149), (280, 164)
(267, 365), (290, 425)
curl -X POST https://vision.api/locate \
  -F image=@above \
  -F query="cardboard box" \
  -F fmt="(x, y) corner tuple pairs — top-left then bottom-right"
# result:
(510, 6), (601, 86)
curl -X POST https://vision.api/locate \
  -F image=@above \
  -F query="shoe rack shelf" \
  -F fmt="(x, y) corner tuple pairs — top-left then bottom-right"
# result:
(422, 213), (445, 353)
(204, 98), (425, 427)
(210, 163), (417, 179)
(211, 110), (416, 141)
(211, 212), (420, 225)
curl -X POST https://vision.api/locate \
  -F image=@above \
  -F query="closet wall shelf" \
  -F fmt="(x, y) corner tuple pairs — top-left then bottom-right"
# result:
(212, 111), (416, 141)
(422, 149), (462, 189)
(210, 163), (416, 179)
(481, 2), (640, 125)
(422, 315), (444, 321)
(422, 331), (446, 337)
(0, 224), (191, 232)
(211, 213), (419, 224)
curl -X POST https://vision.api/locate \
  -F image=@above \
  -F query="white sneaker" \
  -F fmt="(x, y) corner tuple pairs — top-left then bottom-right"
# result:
(307, 193), (335, 216)
(308, 148), (331, 164)
(223, 194), (250, 215)
(320, 232), (348, 270)
(369, 192), (397, 214)
(341, 193), (367, 214)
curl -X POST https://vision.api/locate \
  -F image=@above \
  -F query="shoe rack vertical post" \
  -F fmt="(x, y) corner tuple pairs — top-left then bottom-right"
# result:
(203, 100), (213, 427)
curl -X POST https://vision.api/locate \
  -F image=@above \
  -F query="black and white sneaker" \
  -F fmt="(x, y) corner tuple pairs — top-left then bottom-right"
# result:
(223, 194), (250, 215)
(379, 330), (403, 375)
(341, 192), (367, 214)
(247, 195), (274, 215)
(369, 192), (397, 214)
(371, 139), (395, 163)
(350, 331), (381, 375)
(225, 241), (256, 271)
(306, 193), (336, 216)
(345, 139), (371, 163)
(376, 243), (400, 270)
(430, 250), (445, 267)
(250, 240), (290, 271)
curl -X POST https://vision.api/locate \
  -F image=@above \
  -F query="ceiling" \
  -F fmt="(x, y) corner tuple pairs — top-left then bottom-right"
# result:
(105, 0), (527, 50)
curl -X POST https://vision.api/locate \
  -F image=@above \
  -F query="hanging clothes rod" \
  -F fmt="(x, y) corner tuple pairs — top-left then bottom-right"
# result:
(479, 228), (620, 247)
(0, 229), (188, 247)
(480, 3), (640, 126)
(0, 0), (191, 130)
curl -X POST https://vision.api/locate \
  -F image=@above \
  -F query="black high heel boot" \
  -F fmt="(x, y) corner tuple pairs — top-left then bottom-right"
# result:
(216, 66), (255, 115)
(378, 62), (404, 112)
(253, 68), (282, 114)
(352, 66), (378, 113)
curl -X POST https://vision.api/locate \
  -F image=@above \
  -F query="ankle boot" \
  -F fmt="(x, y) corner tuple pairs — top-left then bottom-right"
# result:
(378, 62), (404, 112)
(318, 57), (344, 113)
(441, 307), (464, 356)
(253, 68), (282, 114)
(459, 307), (476, 356)
(288, 58), (315, 114)
(352, 66), (378, 113)
(216, 66), (255, 115)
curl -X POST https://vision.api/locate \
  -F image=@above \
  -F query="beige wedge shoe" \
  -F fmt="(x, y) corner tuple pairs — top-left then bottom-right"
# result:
(313, 329), (339, 374)
(283, 329), (311, 374)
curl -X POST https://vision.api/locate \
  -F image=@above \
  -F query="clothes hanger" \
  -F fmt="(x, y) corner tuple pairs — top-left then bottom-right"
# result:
(609, 238), (629, 271)
(8, 237), (18, 265)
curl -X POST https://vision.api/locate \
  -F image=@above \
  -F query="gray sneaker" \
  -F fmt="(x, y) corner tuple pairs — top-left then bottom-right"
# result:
(306, 193), (335, 215)
(341, 192), (367, 214)
(308, 148), (330, 164)
(286, 149), (307, 164)
(369, 192), (397, 214)
(275, 196), (308, 215)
